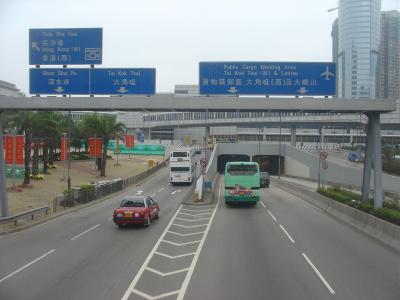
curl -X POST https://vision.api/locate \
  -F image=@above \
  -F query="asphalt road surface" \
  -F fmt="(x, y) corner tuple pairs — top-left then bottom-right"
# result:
(1, 171), (399, 300)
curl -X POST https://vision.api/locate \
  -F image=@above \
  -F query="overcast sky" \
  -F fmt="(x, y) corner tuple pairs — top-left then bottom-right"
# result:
(1, 0), (399, 94)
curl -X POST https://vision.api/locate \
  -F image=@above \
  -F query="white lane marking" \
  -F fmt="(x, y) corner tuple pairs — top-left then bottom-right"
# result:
(279, 225), (295, 243)
(145, 267), (189, 277)
(171, 190), (177, 195)
(0, 249), (56, 283)
(131, 289), (180, 300)
(175, 217), (210, 222)
(178, 212), (212, 217)
(172, 223), (208, 228)
(302, 253), (336, 294)
(259, 201), (266, 209)
(154, 251), (196, 259)
(177, 179), (221, 300)
(177, 190), (182, 193)
(162, 240), (201, 246)
(136, 190), (143, 195)
(158, 187), (165, 192)
(70, 224), (100, 241)
(167, 231), (205, 237)
(272, 186), (322, 211)
(268, 210), (278, 222)
(180, 208), (214, 212)
(121, 204), (183, 300)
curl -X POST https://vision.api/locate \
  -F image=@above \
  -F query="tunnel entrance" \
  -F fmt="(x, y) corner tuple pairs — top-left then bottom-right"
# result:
(217, 154), (250, 173)
(252, 155), (283, 175)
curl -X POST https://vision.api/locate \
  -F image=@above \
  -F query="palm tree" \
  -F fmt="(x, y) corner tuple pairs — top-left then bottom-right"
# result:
(82, 114), (125, 177)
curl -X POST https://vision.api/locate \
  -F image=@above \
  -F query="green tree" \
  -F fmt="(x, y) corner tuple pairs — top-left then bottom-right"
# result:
(82, 114), (125, 176)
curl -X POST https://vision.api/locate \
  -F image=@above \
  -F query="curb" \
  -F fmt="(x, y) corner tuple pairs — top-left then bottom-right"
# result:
(271, 177), (400, 253)
(181, 175), (219, 206)
(0, 166), (168, 236)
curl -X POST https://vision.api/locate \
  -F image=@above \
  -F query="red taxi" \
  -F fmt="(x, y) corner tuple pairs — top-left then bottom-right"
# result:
(113, 196), (159, 228)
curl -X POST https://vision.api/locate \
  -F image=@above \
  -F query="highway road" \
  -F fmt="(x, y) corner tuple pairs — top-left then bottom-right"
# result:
(0, 170), (399, 299)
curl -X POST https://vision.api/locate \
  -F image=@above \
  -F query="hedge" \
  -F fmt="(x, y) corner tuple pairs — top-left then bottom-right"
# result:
(318, 187), (400, 226)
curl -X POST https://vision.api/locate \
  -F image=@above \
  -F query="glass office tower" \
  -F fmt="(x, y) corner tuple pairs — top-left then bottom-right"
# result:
(338, 0), (381, 99)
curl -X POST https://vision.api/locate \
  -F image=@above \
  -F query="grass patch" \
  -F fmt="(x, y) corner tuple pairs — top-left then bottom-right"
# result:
(318, 187), (400, 226)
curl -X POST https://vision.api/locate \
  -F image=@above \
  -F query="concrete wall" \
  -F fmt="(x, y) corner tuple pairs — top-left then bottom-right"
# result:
(211, 142), (400, 194)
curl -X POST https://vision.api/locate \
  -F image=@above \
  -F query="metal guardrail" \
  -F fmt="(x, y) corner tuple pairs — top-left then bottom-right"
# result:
(53, 161), (167, 212)
(0, 205), (50, 226)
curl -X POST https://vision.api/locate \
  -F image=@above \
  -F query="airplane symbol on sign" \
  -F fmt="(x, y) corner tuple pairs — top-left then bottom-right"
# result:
(320, 66), (335, 80)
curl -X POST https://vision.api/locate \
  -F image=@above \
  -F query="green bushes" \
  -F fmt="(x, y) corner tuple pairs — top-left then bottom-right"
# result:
(382, 159), (400, 176)
(318, 187), (400, 226)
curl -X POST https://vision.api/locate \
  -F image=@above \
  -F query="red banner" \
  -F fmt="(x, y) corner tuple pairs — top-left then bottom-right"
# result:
(3, 135), (13, 164)
(125, 134), (135, 148)
(15, 136), (24, 165)
(60, 137), (68, 161)
(3, 135), (24, 165)
(89, 138), (103, 158)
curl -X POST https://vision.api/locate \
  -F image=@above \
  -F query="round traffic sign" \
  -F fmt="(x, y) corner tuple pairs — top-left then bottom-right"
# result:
(200, 158), (208, 167)
(320, 151), (328, 160)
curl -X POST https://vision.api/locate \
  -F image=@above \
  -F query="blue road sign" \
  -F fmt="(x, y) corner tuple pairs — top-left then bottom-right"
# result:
(30, 68), (90, 95)
(90, 68), (156, 95)
(199, 62), (336, 96)
(29, 28), (102, 65)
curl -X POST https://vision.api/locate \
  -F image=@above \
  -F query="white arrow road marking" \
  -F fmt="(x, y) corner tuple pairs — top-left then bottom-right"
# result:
(175, 217), (210, 222)
(171, 190), (177, 195)
(162, 240), (201, 246)
(136, 190), (143, 195)
(154, 251), (196, 259)
(132, 289), (180, 300)
(167, 231), (205, 237)
(145, 267), (189, 277)
(0, 249), (56, 283)
(177, 190), (182, 193)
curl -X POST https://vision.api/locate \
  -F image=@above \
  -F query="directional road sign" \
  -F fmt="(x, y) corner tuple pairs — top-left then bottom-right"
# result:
(199, 62), (336, 96)
(30, 68), (90, 95)
(30, 68), (156, 95)
(29, 28), (103, 65)
(320, 151), (328, 160)
(90, 68), (156, 95)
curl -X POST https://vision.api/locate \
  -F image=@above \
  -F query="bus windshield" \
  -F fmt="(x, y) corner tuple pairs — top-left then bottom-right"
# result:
(172, 152), (188, 157)
(171, 167), (190, 172)
(227, 164), (258, 176)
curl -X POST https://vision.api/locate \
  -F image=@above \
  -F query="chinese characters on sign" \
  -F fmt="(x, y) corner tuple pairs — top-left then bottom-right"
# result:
(199, 62), (336, 96)
(29, 68), (156, 95)
(60, 137), (68, 161)
(29, 28), (103, 65)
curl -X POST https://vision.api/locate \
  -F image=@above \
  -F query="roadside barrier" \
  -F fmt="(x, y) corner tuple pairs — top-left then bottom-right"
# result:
(272, 178), (400, 252)
(0, 205), (50, 226)
(53, 161), (167, 212)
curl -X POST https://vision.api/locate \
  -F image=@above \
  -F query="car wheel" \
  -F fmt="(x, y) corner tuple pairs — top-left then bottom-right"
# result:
(144, 216), (151, 227)
(118, 224), (124, 229)
(267, 184), (269, 188)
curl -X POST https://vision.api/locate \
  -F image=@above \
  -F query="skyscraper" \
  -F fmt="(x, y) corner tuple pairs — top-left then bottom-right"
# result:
(338, 0), (381, 99)
(378, 10), (400, 99)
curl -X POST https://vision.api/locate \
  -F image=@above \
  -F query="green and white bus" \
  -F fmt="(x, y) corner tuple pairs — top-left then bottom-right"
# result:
(224, 162), (260, 205)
